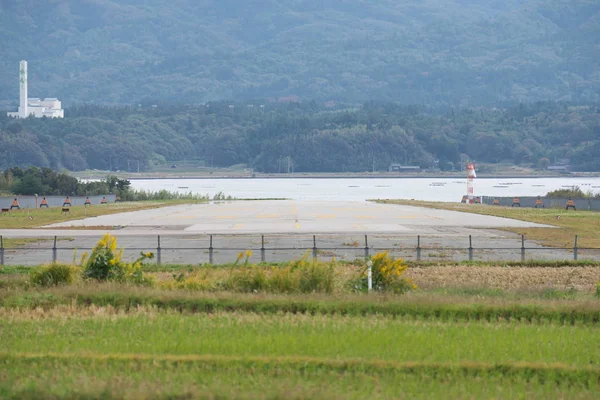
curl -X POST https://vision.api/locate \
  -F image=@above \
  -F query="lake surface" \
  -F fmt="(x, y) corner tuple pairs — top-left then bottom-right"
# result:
(129, 177), (600, 202)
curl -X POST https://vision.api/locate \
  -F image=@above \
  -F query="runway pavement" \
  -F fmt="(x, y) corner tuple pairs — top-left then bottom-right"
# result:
(38, 200), (546, 234)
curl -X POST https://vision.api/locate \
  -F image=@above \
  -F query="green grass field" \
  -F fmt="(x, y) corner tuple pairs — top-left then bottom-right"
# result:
(3, 312), (598, 364)
(0, 297), (599, 399)
(1, 251), (599, 398)
(4, 355), (595, 400)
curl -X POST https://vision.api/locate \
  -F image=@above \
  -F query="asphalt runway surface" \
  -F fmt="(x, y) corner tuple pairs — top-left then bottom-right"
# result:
(2, 200), (586, 265)
(43, 200), (546, 233)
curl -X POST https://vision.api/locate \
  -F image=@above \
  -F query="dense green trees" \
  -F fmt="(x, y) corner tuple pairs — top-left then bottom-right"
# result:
(1, 101), (599, 172)
(0, 167), (128, 196)
(0, 1), (598, 107)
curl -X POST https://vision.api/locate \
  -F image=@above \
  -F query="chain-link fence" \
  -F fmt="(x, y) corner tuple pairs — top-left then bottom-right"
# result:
(0, 233), (593, 266)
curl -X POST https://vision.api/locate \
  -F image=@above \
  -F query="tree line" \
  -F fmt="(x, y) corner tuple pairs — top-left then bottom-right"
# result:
(1, 101), (599, 173)
(0, 167), (129, 196)
(0, 167), (218, 201)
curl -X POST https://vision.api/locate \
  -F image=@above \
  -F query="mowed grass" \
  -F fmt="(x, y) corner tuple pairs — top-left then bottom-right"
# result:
(1, 309), (599, 399)
(3, 355), (596, 400)
(1, 281), (599, 399)
(0, 200), (196, 229)
(377, 199), (600, 249)
(2, 312), (598, 366)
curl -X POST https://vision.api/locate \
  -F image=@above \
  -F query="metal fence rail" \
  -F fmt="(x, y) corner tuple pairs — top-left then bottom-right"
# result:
(0, 234), (594, 266)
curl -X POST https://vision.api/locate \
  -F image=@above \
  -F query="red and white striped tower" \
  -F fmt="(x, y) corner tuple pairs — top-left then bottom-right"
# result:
(466, 163), (476, 204)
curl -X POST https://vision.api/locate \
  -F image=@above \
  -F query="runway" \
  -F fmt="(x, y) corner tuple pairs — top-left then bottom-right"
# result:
(35, 200), (545, 235)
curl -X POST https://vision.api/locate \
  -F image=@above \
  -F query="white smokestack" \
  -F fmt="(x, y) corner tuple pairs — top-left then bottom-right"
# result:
(19, 60), (28, 118)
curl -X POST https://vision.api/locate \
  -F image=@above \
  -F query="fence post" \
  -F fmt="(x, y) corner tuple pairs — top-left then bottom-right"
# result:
(52, 236), (57, 263)
(574, 235), (578, 261)
(364, 235), (369, 260)
(521, 234), (525, 262)
(312, 235), (318, 260)
(468, 235), (473, 261)
(0, 236), (4, 266)
(261, 235), (266, 263)
(209, 235), (214, 265)
(156, 235), (162, 266)
(416, 235), (421, 262)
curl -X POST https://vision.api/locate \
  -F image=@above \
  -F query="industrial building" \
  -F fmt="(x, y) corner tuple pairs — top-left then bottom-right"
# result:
(6, 60), (64, 119)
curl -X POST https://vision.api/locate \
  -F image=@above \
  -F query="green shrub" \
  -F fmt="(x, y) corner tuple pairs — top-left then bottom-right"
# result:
(296, 258), (335, 294)
(268, 267), (300, 293)
(546, 187), (588, 198)
(82, 234), (154, 286)
(221, 254), (335, 294)
(225, 267), (268, 293)
(30, 264), (80, 287)
(595, 283), (600, 298)
(349, 252), (416, 294)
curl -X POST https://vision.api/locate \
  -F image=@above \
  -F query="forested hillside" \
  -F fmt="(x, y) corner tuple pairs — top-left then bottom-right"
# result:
(1, 102), (599, 172)
(1, 0), (599, 106)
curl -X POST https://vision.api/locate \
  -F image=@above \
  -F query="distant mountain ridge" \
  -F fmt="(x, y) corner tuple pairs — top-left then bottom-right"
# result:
(0, 0), (598, 106)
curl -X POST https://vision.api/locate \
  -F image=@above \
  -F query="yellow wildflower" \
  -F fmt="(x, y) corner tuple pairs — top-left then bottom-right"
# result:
(245, 250), (253, 258)
(237, 252), (244, 260)
(115, 249), (124, 263)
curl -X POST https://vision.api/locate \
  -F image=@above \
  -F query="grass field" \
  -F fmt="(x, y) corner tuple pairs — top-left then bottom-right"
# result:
(4, 355), (595, 399)
(0, 200), (198, 230)
(376, 199), (600, 249)
(0, 287), (599, 399)
(1, 253), (599, 398)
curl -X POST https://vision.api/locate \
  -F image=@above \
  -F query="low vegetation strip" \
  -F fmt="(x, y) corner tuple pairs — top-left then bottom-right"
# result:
(2, 313), (598, 366)
(2, 357), (596, 400)
(1, 289), (599, 324)
(2, 352), (599, 383)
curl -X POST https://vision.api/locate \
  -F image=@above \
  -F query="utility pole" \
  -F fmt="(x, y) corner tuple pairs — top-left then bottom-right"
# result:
(137, 160), (140, 173)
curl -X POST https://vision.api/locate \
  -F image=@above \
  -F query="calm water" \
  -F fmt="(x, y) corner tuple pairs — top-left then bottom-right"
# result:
(129, 177), (600, 202)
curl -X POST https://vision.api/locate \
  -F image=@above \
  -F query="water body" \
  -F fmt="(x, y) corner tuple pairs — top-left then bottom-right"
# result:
(130, 177), (600, 202)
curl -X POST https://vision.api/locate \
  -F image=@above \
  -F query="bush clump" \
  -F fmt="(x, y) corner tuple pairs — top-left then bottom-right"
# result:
(546, 187), (588, 198)
(223, 253), (335, 294)
(350, 251), (416, 294)
(30, 264), (80, 287)
(82, 233), (154, 286)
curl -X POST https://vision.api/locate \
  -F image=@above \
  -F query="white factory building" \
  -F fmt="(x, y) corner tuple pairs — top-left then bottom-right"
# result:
(7, 60), (64, 119)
